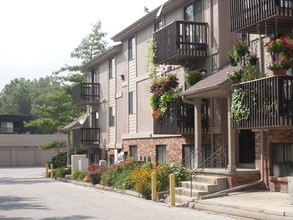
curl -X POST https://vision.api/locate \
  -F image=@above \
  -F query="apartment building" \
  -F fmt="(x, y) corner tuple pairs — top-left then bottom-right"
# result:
(67, 0), (293, 194)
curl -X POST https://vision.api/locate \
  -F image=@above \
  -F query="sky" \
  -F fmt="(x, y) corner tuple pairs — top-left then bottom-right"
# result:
(0, 0), (166, 91)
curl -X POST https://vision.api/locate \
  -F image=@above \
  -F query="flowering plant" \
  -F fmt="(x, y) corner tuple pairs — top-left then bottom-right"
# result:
(228, 69), (243, 83)
(266, 59), (290, 70)
(87, 164), (103, 185)
(265, 37), (286, 53)
(231, 39), (249, 57)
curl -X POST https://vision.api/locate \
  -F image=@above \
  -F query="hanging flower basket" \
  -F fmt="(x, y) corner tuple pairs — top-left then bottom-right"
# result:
(273, 69), (287, 75)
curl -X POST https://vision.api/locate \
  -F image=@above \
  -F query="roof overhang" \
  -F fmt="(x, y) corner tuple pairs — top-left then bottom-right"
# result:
(82, 44), (122, 72)
(62, 113), (90, 132)
(181, 65), (239, 99)
(111, 0), (191, 42)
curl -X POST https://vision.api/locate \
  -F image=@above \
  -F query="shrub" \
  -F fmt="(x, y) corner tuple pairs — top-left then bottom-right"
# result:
(50, 152), (67, 168)
(169, 163), (189, 186)
(87, 164), (104, 185)
(71, 170), (86, 181)
(55, 167), (70, 178)
(130, 166), (152, 199)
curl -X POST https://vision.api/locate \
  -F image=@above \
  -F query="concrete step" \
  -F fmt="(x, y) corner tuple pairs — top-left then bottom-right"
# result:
(175, 187), (207, 197)
(191, 175), (227, 185)
(172, 194), (197, 206)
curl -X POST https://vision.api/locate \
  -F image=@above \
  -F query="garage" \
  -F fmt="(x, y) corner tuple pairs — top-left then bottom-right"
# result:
(0, 150), (12, 166)
(0, 134), (67, 167)
(16, 149), (36, 166)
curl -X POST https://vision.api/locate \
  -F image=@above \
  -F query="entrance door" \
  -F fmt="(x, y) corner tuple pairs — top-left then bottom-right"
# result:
(239, 130), (255, 167)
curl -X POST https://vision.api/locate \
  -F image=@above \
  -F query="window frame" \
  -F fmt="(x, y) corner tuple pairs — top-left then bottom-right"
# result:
(128, 37), (136, 60)
(184, 0), (203, 22)
(128, 90), (136, 115)
(109, 106), (115, 127)
(109, 57), (115, 79)
(156, 145), (166, 163)
(129, 145), (138, 159)
(272, 143), (293, 177)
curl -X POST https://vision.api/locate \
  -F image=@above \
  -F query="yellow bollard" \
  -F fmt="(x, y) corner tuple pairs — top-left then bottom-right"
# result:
(170, 174), (175, 206)
(151, 172), (157, 201)
(45, 163), (49, 177)
(50, 164), (54, 178)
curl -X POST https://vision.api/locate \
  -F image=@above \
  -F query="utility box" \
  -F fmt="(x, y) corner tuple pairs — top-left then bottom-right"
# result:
(71, 155), (88, 174)
(288, 177), (293, 205)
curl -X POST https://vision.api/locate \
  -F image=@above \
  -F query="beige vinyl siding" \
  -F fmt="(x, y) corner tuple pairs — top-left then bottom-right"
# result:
(128, 59), (136, 134)
(109, 75), (116, 143)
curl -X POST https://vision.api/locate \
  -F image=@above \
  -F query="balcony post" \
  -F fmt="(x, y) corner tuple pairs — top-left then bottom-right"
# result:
(227, 94), (236, 173)
(194, 98), (202, 169)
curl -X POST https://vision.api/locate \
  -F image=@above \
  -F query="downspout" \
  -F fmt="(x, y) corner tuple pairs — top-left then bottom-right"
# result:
(200, 130), (264, 200)
(182, 95), (194, 105)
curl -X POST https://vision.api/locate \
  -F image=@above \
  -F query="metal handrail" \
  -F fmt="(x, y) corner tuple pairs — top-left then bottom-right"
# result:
(189, 145), (228, 197)
(181, 145), (204, 170)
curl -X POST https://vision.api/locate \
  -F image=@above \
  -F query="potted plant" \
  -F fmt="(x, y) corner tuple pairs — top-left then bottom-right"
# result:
(265, 37), (286, 54)
(232, 39), (249, 58)
(266, 59), (289, 75)
(248, 53), (258, 65)
(228, 69), (243, 84)
(226, 49), (238, 66)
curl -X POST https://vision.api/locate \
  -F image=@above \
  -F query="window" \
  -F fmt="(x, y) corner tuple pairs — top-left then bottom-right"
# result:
(91, 68), (98, 83)
(92, 111), (99, 128)
(129, 91), (136, 114)
(1, 122), (13, 133)
(109, 106), (115, 127)
(129, 145), (137, 159)
(184, 1), (203, 22)
(272, 143), (293, 177)
(156, 145), (166, 163)
(128, 37), (136, 60)
(182, 144), (194, 169)
(109, 57), (115, 79)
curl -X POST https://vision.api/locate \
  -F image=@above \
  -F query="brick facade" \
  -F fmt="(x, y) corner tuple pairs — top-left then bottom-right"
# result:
(122, 135), (194, 164)
(255, 129), (293, 193)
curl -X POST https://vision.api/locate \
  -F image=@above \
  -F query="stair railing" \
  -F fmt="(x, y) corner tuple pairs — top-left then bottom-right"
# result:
(181, 145), (204, 170)
(189, 145), (228, 197)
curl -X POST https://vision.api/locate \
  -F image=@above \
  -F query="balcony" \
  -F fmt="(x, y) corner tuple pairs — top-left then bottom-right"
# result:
(73, 128), (100, 148)
(154, 20), (208, 65)
(232, 76), (293, 129)
(229, 0), (293, 34)
(154, 100), (194, 134)
(72, 83), (100, 105)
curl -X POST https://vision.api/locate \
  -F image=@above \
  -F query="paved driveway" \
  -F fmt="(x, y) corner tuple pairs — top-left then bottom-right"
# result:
(0, 167), (245, 220)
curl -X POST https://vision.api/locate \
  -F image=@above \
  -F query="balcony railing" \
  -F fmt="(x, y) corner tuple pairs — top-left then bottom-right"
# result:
(154, 100), (194, 134)
(232, 76), (293, 129)
(72, 83), (100, 105)
(154, 21), (208, 65)
(229, 0), (293, 34)
(0, 128), (20, 134)
(73, 128), (100, 148)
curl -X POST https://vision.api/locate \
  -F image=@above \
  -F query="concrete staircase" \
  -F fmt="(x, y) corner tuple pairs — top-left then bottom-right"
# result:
(174, 175), (228, 205)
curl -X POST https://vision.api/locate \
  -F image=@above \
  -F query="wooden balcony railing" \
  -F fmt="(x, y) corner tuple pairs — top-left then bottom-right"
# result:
(72, 83), (100, 105)
(154, 21), (208, 65)
(73, 128), (100, 148)
(232, 76), (293, 129)
(229, 0), (293, 34)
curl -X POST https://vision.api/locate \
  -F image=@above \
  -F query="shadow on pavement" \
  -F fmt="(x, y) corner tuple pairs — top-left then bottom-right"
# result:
(0, 177), (52, 185)
(0, 196), (48, 211)
(41, 215), (97, 220)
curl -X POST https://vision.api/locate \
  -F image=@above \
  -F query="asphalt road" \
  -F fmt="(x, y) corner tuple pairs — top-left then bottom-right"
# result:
(0, 167), (245, 220)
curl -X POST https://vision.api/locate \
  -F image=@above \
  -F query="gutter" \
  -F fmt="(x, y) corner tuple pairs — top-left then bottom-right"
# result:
(200, 130), (265, 200)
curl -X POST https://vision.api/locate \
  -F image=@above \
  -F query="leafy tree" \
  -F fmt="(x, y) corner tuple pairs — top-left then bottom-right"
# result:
(25, 85), (82, 134)
(0, 78), (32, 115)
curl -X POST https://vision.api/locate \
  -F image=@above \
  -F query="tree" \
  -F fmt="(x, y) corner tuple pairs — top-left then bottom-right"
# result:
(71, 21), (107, 63)
(0, 78), (32, 115)
(25, 85), (83, 134)
(53, 20), (108, 78)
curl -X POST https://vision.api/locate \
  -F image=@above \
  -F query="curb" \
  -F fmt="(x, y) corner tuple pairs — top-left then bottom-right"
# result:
(57, 177), (142, 198)
(193, 200), (293, 220)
